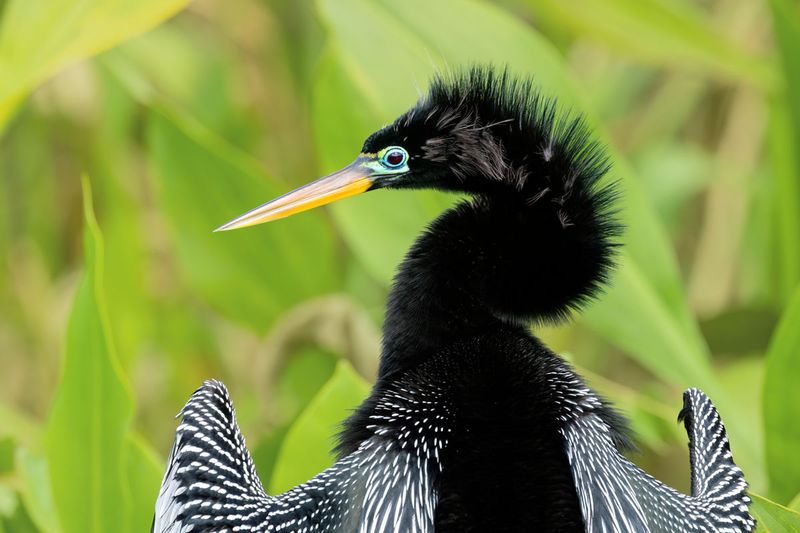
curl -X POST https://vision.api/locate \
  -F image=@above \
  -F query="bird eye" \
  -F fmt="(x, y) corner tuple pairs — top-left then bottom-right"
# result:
(380, 147), (408, 169)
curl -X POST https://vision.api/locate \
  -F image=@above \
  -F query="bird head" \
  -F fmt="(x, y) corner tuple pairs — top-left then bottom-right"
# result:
(217, 66), (615, 245)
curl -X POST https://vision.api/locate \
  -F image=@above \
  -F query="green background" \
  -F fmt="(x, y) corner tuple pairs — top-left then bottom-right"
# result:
(0, 0), (799, 530)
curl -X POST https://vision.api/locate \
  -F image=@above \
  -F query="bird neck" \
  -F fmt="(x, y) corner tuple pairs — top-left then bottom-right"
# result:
(378, 191), (611, 380)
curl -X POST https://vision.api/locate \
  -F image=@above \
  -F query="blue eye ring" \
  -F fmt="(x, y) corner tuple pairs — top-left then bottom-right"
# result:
(380, 146), (408, 169)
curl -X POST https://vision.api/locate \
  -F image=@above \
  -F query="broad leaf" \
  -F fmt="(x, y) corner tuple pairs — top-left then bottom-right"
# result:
(583, 254), (716, 387)
(44, 178), (133, 533)
(269, 360), (370, 493)
(124, 434), (163, 532)
(751, 494), (800, 532)
(91, 64), (151, 365)
(0, 0), (190, 128)
(0, 483), (16, 523)
(766, 0), (800, 303)
(791, 493), (800, 512)
(768, 0), (800, 151)
(275, 347), (338, 426)
(15, 449), (61, 533)
(763, 288), (800, 502)
(0, 404), (40, 450)
(767, 100), (800, 303)
(525, 0), (773, 89)
(147, 106), (341, 333)
(102, 24), (259, 150)
(251, 426), (291, 488)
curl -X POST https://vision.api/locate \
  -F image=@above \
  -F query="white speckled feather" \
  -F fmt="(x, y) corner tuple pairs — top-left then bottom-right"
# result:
(564, 387), (755, 533)
(153, 380), (442, 533)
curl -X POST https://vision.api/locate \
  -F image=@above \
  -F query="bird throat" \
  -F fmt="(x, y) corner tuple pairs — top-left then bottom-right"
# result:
(378, 185), (611, 381)
(379, 197), (527, 379)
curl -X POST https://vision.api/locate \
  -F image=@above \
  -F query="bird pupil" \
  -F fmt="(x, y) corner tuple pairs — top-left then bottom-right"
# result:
(386, 150), (404, 166)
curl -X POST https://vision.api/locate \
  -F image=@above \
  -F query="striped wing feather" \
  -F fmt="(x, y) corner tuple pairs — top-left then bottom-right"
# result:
(153, 380), (437, 533)
(566, 388), (755, 533)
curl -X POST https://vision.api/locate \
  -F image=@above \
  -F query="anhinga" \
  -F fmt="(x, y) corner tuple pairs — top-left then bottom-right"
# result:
(153, 67), (754, 532)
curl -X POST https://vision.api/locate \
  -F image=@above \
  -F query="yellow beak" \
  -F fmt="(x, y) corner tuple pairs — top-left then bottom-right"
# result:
(215, 160), (373, 231)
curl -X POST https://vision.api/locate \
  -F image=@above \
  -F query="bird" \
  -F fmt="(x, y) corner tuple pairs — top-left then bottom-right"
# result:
(152, 66), (754, 532)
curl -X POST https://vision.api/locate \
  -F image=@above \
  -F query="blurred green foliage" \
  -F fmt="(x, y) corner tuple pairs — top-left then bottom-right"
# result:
(0, 0), (800, 530)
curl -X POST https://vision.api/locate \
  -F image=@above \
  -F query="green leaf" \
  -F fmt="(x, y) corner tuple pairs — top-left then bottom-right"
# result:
(146, 106), (341, 333)
(766, 96), (800, 303)
(791, 493), (800, 513)
(767, 0), (800, 305)
(123, 434), (163, 533)
(0, 106), (68, 275)
(751, 493), (800, 532)
(103, 23), (259, 150)
(269, 360), (370, 493)
(763, 288), (800, 502)
(0, 484), (17, 519)
(90, 63), (151, 365)
(633, 142), (712, 232)
(768, 0), (800, 148)
(767, 108), (800, 303)
(0, 403), (40, 450)
(15, 449), (61, 533)
(251, 425), (291, 486)
(313, 0), (757, 472)
(0, 439), (13, 475)
(0, 0), (190, 128)
(583, 255), (716, 387)
(524, 0), (774, 89)
(275, 347), (338, 425)
(43, 177), (134, 533)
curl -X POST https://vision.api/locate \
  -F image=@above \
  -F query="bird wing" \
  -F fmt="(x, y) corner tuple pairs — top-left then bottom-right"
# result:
(564, 388), (755, 533)
(153, 380), (438, 533)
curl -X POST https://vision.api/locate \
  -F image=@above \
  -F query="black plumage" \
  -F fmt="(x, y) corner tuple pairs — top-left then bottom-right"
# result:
(153, 67), (754, 532)
(361, 68), (620, 381)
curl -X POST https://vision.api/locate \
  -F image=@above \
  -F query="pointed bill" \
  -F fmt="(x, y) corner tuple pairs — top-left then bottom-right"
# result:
(215, 160), (373, 231)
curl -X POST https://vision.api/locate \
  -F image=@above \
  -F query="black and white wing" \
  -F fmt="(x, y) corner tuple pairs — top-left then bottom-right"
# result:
(153, 380), (439, 533)
(565, 387), (755, 533)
